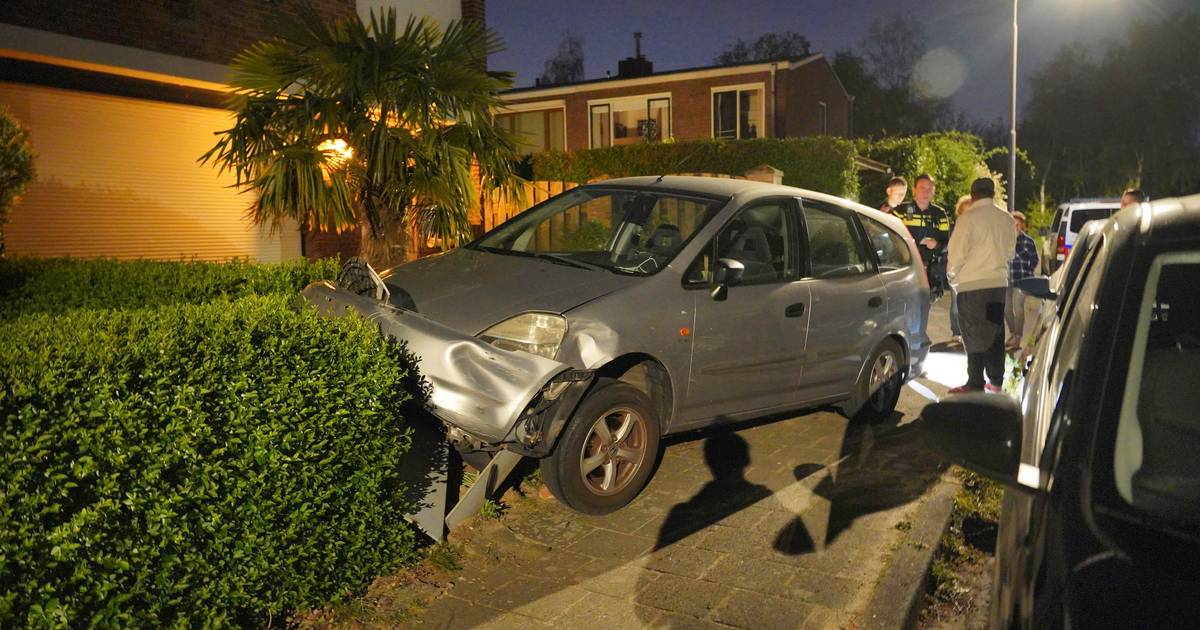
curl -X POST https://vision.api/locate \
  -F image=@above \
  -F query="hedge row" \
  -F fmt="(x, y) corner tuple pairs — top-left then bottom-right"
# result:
(0, 257), (339, 318)
(532, 137), (861, 199)
(0, 295), (425, 627)
(858, 132), (997, 211)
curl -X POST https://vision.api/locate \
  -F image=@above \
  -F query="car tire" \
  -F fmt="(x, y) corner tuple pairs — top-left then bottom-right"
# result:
(540, 378), (660, 515)
(841, 338), (906, 424)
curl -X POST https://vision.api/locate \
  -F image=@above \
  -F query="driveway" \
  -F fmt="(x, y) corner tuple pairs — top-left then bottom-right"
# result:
(408, 300), (972, 629)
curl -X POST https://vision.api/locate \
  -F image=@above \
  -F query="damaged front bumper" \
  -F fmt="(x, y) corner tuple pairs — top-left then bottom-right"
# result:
(302, 281), (593, 456)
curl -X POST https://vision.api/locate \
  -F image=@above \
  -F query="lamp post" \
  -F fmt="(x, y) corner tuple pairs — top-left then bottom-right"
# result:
(1008, 0), (1019, 211)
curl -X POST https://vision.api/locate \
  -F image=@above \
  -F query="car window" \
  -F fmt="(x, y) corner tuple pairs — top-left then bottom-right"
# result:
(1113, 254), (1200, 521)
(685, 199), (796, 286)
(801, 200), (870, 278)
(1049, 236), (1105, 378)
(474, 188), (722, 276)
(1069, 208), (1113, 233)
(861, 216), (912, 271)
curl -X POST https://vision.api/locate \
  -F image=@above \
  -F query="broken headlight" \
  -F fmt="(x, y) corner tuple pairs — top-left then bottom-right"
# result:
(479, 313), (566, 360)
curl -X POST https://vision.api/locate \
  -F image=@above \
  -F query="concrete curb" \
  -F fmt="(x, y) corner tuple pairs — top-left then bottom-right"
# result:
(862, 469), (961, 629)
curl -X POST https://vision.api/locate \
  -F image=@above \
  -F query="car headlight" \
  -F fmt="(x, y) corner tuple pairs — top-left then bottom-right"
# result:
(479, 313), (566, 360)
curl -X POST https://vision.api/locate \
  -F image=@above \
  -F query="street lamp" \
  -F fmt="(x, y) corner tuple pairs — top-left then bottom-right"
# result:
(1008, 0), (1019, 211)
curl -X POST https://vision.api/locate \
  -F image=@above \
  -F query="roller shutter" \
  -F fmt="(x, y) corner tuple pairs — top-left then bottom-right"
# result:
(0, 81), (301, 262)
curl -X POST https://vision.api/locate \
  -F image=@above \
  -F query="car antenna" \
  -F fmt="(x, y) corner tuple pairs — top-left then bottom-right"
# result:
(657, 143), (707, 183)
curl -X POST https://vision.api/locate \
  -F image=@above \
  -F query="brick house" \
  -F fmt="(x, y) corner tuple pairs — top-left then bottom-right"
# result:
(0, 0), (483, 262)
(495, 51), (852, 156)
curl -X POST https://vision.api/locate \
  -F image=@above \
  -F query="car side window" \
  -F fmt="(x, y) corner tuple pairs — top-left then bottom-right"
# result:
(685, 199), (795, 286)
(801, 200), (870, 278)
(861, 216), (912, 271)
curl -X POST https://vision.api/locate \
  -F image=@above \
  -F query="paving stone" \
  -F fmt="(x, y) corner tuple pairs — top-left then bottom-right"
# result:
(694, 524), (776, 557)
(701, 553), (797, 597)
(634, 572), (729, 619)
(789, 569), (865, 610)
(574, 560), (660, 599)
(565, 527), (654, 560)
(643, 543), (723, 578)
(507, 584), (590, 622)
(558, 590), (662, 629)
(712, 587), (813, 629)
(413, 595), (507, 628)
(484, 575), (575, 612)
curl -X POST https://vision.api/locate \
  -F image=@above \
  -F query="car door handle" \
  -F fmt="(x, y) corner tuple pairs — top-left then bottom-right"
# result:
(868, 296), (883, 308)
(785, 303), (805, 318)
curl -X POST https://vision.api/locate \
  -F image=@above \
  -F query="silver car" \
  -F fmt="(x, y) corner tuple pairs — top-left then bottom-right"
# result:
(305, 176), (930, 514)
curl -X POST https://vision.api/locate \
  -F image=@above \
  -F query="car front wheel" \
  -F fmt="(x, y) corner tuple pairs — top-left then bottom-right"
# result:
(540, 378), (660, 515)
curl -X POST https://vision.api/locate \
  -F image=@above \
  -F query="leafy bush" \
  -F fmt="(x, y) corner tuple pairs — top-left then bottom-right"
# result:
(858, 132), (998, 212)
(0, 295), (426, 627)
(0, 107), (36, 241)
(532, 137), (860, 199)
(0, 257), (338, 319)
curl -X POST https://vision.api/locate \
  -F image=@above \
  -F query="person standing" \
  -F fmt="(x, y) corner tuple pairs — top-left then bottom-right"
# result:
(947, 178), (1016, 394)
(1121, 189), (1146, 207)
(891, 174), (950, 288)
(879, 176), (908, 214)
(1006, 211), (1039, 351)
(948, 195), (973, 345)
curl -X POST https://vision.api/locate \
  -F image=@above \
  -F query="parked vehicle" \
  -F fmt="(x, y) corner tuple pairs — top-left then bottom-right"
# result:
(1044, 198), (1121, 274)
(921, 194), (1200, 628)
(306, 176), (931, 514)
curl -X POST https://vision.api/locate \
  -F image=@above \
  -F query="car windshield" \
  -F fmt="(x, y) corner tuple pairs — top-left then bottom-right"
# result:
(1069, 207), (1114, 233)
(470, 188), (724, 276)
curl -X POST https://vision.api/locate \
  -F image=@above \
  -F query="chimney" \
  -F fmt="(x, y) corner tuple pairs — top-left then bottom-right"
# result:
(617, 31), (653, 78)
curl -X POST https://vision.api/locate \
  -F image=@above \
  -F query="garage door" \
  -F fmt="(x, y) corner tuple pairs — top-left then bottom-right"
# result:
(0, 81), (301, 262)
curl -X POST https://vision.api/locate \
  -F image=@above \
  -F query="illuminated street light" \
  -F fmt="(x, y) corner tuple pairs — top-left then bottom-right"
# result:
(1009, 0), (1019, 211)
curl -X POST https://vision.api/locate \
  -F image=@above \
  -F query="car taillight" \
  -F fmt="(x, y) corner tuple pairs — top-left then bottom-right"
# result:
(1057, 233), (1067, 256)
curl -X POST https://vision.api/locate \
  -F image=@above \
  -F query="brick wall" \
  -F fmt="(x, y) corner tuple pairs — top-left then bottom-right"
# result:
(506, 69), (774, 151)
(0, 0), (356, 65)
(779, 58), (851, 137)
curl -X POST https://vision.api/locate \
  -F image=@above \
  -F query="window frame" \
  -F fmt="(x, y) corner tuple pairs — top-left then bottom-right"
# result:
(682, 196), (801, 289)
(797, 197), (876, 279)
(587, 93), (673, 149)
(494, 102), (567, 155)
(818, 101), (828, 134)
(710, 82), (766, 140)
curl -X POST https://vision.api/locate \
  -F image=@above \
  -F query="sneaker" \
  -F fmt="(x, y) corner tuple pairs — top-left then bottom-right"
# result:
(947, 385), (981, 394)
(985, 383), (1003, 394)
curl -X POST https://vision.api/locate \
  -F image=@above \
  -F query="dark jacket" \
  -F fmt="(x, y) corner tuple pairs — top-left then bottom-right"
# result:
(891, 201), (950, 253)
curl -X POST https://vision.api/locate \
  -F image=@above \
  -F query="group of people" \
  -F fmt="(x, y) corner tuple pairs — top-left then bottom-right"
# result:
(879, 174), (1147, 393)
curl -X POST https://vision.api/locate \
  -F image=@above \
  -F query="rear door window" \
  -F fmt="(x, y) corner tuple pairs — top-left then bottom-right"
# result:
(861, 216), (912, 271)
(801, 199), (871, 278)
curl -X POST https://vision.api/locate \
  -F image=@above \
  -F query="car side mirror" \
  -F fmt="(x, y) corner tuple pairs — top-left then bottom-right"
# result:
(920, 393), (1039, 492)
(1015, 276), (1056, 301)
(711, 258), (745, 301)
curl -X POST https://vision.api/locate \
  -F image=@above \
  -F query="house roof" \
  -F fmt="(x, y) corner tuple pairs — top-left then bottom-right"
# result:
(500, 54), (825, 100)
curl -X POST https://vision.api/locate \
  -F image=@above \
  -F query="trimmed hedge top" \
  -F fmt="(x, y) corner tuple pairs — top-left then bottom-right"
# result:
(532, 137), (861, 200)
(0, 257), (338, 319)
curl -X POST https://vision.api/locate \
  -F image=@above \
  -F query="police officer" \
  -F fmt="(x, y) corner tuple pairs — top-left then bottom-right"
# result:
(891, 173), (949, 296)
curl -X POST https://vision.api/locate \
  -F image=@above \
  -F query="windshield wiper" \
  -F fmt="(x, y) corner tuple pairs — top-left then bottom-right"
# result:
(475, 246), (599, 272)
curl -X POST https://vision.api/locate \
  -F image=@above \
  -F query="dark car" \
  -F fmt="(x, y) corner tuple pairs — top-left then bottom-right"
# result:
(920, 194), (1200, 628)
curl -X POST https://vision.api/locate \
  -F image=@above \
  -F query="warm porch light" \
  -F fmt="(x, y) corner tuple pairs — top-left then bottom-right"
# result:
(318, 138), (354, 166)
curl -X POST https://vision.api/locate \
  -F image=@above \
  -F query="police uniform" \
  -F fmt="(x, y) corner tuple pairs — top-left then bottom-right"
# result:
(892, 201), (950, 292)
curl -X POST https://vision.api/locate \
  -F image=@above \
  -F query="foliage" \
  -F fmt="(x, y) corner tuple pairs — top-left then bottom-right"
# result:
(426, 542), (462, 572)
(533, 137), (860, 199)
(201, 6), (523, 254)
(859, 132), (997, 212)
(1021, 10), (1200, 199)
(478, 499), (505, 520)
(0, 257), (337, 319)
(0, 107), (36, 241)
(832, 13), (952, 139)
(538, 31), (584, 86)
(714, 31), (811, 65)
(0, 294), (426, 627)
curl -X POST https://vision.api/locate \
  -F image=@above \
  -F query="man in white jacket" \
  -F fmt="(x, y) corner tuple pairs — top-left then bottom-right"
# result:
(946, 178), (1016, 393)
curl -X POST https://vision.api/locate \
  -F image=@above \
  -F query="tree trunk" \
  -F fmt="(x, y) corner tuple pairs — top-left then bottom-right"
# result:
(357, 212), (416, 269)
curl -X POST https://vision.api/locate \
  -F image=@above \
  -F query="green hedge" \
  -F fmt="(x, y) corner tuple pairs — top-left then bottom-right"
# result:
(0, 257), (339, 319)
(1, 295), (425, 627)
(532, 137), (861, 199)
(858, 132), (995, 212)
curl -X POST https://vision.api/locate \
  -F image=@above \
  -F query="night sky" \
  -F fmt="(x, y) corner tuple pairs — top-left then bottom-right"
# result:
(489, 0), (1192, 124)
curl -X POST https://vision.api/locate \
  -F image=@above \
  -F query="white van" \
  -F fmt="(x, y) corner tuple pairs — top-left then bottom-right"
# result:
(1046, 198), (1121, 273)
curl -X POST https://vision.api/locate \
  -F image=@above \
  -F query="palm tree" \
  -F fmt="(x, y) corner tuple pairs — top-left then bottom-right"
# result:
(202, 7), (522, 265)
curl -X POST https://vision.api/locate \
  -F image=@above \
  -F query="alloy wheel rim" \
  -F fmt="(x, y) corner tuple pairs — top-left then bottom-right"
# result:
(868, 351), (900, 409)
(579, 407), (647, 496)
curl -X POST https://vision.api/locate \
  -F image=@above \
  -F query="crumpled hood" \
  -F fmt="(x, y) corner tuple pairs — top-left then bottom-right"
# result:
(380, 248), (637, 334)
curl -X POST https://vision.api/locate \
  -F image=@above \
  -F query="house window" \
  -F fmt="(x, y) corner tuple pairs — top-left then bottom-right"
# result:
(588, 95), (671, 148)
(495, 108), (565, 155)
(712, 85), (763, 140)
(818, 101), (828, 134)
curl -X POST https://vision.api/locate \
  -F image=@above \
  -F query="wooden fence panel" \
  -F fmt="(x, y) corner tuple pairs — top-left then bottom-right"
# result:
(479, 180), (579, 232)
